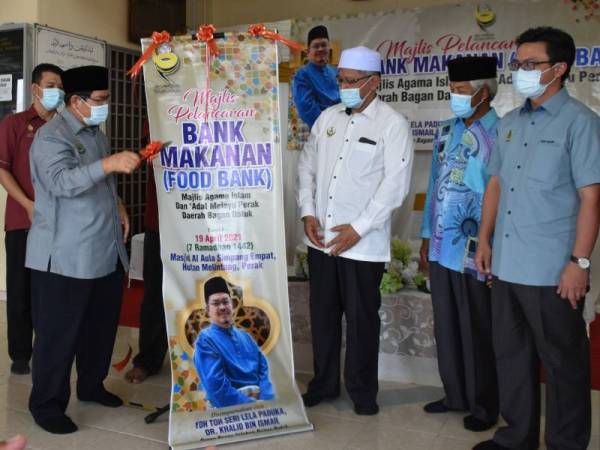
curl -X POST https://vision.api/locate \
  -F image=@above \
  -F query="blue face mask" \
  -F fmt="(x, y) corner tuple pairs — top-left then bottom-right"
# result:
(339, 77), (371, 109)
(82, 102), (109, 126)
(450, 88), (482, 119)
(37, 87), (64, 111)
(513, 66), (556, 99)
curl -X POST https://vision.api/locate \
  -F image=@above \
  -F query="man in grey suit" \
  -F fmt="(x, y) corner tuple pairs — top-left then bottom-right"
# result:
(26, 65), (140, 434)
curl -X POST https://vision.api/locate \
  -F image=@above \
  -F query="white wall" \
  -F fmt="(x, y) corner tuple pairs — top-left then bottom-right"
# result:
(188, 0), (479, 28)
(37, 0), (137, 50)
(0, 0), (38, 24)
(0, 0), (137, 50)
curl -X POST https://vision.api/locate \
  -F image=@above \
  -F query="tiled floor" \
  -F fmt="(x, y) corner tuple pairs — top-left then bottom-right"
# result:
(0, 303), (598, 450)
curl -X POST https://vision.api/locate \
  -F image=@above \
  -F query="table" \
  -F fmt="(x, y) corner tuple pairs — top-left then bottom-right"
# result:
(288, 281), (442, 386)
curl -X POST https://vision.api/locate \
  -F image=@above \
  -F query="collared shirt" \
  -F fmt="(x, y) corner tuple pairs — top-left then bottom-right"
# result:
(292, 62), (340, 128)
(194, 323), (275, 408)
(26, 109), (129, 279)
(297, 99), (414, 262)
(421, 109), (499, 280)
(0, 107), (46, 231)
(488, 88), (600, 286)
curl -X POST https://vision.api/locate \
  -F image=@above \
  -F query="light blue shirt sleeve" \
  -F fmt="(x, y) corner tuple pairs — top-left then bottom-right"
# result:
(421, 128), (439, 239)
(30, 133), (107, 198)
(486, 138), (502, 177)
(569, 109), (600, 189)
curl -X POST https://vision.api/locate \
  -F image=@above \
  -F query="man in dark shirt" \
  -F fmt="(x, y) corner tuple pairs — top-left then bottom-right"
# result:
(0, 63), (63, 375)
(125, 163), (168, 384)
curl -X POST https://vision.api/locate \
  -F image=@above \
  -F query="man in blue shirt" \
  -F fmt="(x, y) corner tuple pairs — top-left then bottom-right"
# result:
(420, 56), (499, 433)
(194, 276), (275, 408)
(475, 27), (600, 450)
(292, 25), (340, 128)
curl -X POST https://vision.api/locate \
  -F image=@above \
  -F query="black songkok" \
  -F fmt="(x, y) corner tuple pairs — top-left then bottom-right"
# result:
(307, 25), (329, 46)
(204, 276), (230, 302)
(62, 65), (109, 94)
(447, 56), (497, 81)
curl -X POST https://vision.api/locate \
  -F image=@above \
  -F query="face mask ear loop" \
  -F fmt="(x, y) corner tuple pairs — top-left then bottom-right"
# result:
(544, 64), (559, 88)
(471, 87), (484, 112)
(73, 97), (89, 122)
(359, 75), (374, 102)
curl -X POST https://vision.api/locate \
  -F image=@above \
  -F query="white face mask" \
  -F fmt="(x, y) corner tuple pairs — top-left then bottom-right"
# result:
(75, 98), (109, 126)
(512, 65), (557, 99)
(450, 88), (482, 119)
(36, 87), (64, 111)
(339, 76), (372, 109)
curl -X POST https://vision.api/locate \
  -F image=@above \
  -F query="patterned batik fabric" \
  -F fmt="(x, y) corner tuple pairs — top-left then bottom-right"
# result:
(421, 109), (498, 281)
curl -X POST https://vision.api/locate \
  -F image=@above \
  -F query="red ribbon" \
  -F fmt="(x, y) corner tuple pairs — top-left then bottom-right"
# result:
(112, 345), (132, 371)
(127, 31), (172, 80)
(196, 24), (220, 121)
(196, 24), (220, 57)
(248, 23), (305, 51)
(139, 141), (165, 161)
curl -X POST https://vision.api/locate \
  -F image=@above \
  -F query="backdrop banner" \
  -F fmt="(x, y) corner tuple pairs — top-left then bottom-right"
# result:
(288, 0), (600, 151)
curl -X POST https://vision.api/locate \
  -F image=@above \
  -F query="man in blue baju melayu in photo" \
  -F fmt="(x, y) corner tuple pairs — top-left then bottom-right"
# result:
(194, 276), (275, 408)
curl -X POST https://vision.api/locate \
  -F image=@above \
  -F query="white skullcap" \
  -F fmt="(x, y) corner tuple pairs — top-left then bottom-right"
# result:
(338, 46), (381, 72)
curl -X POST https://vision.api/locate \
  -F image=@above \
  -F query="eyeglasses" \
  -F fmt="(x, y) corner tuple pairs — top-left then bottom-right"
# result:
(508, 60), (554, 71)
(79, 95), (109, 106)
(87, 97), (109, 105)
(208, 299), (232, 307)
(336, 75), (371, 86)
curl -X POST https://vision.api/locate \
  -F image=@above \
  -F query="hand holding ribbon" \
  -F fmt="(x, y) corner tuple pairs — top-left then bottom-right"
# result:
(139, 141), (169, 161)
(127, 31), (172, 80)
(247, 24), (304, 51)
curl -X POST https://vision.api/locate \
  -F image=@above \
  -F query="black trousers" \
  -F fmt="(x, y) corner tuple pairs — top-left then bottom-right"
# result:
(132, 230), (167, 374)
(491, 278), (590, 450)
(29, 265), (124, 422)
(306, 247), (385, 406)
(5, 229), (33, 362)
(429, 262), (499, 423)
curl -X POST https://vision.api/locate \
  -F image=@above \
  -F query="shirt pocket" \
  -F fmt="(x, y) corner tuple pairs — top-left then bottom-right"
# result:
(526, 137), (569, 188)
(347, 141), (378, 175)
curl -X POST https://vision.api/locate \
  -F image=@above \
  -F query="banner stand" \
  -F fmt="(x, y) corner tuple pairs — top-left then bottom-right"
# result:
(140, 30), (313, 449)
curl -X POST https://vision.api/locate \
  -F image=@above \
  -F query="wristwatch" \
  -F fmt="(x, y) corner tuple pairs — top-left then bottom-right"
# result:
(570, 255), (591, 270)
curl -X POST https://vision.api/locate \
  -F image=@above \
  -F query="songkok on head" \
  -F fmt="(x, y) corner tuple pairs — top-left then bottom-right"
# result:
(307, 25), (329, 46)
(62, 65), (109, 94)
(338, 46), (381, 72)
(447, 56), (497, 82)
(204, 276), (229, 301)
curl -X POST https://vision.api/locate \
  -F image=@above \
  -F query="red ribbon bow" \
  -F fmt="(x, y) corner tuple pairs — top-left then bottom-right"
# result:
(196, 24), (221, 121)
(247, 23), (304, 51)
(127, 31), (172, 80)
(139, 141), (165, 161)
(196, 24), (220, 57)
